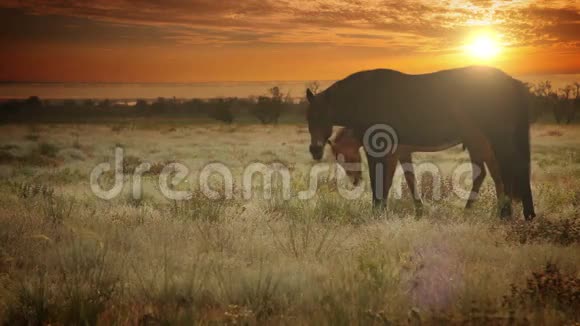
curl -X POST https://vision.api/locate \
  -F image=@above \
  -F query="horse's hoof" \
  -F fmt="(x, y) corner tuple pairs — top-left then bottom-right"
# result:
(372, 199), (387, 210)
(499, 205), (513, 220)
(414, 203), (424, 219)
(464, 200), (474, 210)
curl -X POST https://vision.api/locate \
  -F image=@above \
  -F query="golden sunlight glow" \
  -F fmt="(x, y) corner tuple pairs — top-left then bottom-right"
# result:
(465, 33), (501, 60)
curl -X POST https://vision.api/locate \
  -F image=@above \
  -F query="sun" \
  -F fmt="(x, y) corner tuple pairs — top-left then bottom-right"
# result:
(465, 34), (501, 60)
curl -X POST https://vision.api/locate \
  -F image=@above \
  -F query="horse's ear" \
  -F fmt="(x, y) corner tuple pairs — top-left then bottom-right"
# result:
(306, 88), (315, 103)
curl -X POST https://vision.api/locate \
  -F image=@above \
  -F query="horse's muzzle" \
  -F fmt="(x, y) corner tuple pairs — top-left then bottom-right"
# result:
(309, 145), (323, 161)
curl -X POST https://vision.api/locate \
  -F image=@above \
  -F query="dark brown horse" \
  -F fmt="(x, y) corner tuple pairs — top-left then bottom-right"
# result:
(329, 127), (486, 214)
(307, 66), (535, 220)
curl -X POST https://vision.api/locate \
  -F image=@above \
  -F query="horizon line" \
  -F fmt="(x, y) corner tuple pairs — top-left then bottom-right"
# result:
(0, 79), (336, 85)
(2, 71), (580, 85)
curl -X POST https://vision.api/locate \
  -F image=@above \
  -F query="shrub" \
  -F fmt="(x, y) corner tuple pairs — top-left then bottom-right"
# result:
(24, 134), (40, 141)
(503, 262), (580, 317)
(252, 96), (282, 124)
(122, 155), (143, 174)
(506, 218), (580, 246)
(207, 99), (234, 124)
(11, 181), (54, 199)
(169, 191), (230, 222)
(40, 195), (75, 224)
(38, 142), (59, 158)
(135, 99), (149, 110)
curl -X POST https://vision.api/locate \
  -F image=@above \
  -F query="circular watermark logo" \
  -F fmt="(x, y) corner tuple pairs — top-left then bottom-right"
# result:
(363, 124), (398, 157)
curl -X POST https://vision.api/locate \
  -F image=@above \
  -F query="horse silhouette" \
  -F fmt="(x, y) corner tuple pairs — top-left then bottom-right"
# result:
(307, 66), (535, 220)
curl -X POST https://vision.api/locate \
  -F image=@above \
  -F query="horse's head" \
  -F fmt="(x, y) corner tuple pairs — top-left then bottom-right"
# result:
(329, 128), (363, 186)
(306, 88), (332, 161)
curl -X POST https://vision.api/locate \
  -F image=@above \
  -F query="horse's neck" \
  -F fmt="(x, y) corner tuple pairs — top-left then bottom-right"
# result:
(328, 101), (354, 127)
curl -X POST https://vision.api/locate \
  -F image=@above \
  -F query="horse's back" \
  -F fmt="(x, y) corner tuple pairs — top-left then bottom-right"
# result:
(328, 66), (526, 146)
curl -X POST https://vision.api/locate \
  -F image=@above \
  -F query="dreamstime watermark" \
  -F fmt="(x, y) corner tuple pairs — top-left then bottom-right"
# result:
(89, 124), (483, 203)
(363, 123), (398, 157)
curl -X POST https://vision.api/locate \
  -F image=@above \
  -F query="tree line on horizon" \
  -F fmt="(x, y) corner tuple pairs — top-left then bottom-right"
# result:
(0, 80), (578, 124)
(0, 85), (302, 124)
(527, 81), (580, 124)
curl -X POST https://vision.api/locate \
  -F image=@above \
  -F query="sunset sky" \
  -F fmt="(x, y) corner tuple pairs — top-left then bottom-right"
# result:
(0, 0), (579, 82)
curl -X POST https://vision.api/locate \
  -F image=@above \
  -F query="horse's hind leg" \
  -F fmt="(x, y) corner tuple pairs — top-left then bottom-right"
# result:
(463, 135), (512, 218)
(464, 149), (486, 209)
(399, 152), (423, 217)
(487, 149), (513, 218)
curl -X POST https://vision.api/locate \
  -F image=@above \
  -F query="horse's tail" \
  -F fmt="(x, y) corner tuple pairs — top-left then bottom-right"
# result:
(512, 81), (535, 218)
(489, 82), (535, 219)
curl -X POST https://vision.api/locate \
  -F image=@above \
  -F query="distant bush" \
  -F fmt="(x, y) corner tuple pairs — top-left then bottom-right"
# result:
(63, 99), (77, 108)
(83, 99), (96, 108)
(135, 99), (148, 110)
(207, 98), (234, 124)
(24, 134), (40, 141)
(25, 96), (43, 108)
(252, 87), (286, 124)
(98, 99), (112, 108)
(151, 97), (174, 111)
(39, 142), (59, 158)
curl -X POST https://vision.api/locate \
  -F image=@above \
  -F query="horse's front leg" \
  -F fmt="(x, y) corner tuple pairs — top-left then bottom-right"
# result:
(366, 153), (398, 212)
(464, 148), (487, 209)
(399, 152), (423, 217)
(366, 153), (385, 209)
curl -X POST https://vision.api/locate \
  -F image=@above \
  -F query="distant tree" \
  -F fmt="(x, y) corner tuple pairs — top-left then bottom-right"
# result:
(535, 80), (552, 97)
(99, 99), (112, 108)
(63, 99), (78, 108)
(558, 84), (578, 124)
(560, 85), (574, 99)
(283, 91), (293, 105)
(182, 98), (205, 115)
(25, 96), (43, 108)
(548, 85), (576, 124)
(573, 82), (580, 124)
(208, 98), (234, 124)
(269, 86), (282, 100)
(251, 86), (285, 124)
(306, 81), (321, 95)
(135, 99), (148, 109)
(151, 97), (167, 110)
(83, 99), (95, 108)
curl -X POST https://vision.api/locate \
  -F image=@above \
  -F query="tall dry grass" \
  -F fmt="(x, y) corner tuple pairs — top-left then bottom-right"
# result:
(0, 123), (579, 324)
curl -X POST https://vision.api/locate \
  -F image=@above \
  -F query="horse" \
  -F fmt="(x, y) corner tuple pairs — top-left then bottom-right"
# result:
(328, 127), (486, 215)
(306, 66), (535, 220)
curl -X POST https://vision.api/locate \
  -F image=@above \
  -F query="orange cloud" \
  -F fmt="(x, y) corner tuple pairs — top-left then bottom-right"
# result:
(0, 0), (578, 81)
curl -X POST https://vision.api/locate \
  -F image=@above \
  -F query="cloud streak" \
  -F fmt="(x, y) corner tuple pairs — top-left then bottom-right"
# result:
(0, 0), (578, 82)
(1, 0), (578, 51)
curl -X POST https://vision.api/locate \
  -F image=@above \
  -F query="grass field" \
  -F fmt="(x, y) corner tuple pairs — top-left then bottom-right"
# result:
(0, 122), (579, 324)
